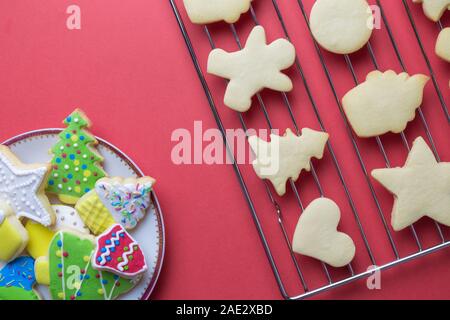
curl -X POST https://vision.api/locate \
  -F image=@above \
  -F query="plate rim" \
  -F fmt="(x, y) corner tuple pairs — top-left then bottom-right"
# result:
(2, 128), (165, 300)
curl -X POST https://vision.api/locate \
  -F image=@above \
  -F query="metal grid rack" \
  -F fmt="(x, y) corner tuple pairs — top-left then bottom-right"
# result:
(169, 0), (450, 299)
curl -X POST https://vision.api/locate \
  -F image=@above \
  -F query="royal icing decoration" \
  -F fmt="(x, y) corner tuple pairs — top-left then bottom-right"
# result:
(92, 224), (147, 278)
(0, 145), (54, 226)
(0, 202), (29, 262)
(48, 231), (135, 300)
(46, 109), (107, 205)
(183, 0), (253, 24)
(0, 256), (40, 300)
(372, 137), (450, 231)
(342, 70), (429, 138)
(248, 128), (329, 196)
(207, 25), (296, 112)
(53, 205), (90, 234)
(96, 177), (155, 230)
(292, 198), (355, 268)
(413, 0), (450, 22)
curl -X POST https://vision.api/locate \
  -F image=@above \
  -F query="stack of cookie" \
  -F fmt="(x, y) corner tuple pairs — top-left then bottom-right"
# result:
(0, 109), (155, 300)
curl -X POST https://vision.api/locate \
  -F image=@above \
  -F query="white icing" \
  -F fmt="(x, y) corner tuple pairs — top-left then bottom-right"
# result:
(52, 205), (90, 234)
(117, 241), (138, 271)
(0, 150), (52, 226)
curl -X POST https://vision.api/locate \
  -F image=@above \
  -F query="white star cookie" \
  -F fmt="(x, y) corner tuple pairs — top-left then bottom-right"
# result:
(436, 28), (450, 63)
(0, 145), (55, 226)
(413, 0), (450, 22)
(207, 25), (296, 112)
(248, 128), (328, 196)
(310, 0), (374, 54)
(292, 198), (356, 268)
(372, 137), (450, 231)
(183, 0), (253, 24)
(342, 70), (429, 138)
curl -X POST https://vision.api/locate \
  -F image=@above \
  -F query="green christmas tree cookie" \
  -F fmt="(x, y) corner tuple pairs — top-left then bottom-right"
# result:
(48, 231), (137, 300)
(46, 109), (107, 205)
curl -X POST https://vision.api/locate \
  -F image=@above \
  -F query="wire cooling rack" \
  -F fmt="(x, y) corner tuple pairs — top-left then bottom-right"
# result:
(169, 0), (450, 299)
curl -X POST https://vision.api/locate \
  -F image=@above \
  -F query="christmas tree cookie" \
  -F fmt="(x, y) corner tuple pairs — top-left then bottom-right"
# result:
(76, 177), (155, 235)
(0, 256), (41, 300)
(46, 109), (107, 205)
(47, 231), (137, 300)
(92, 224), (147, 279)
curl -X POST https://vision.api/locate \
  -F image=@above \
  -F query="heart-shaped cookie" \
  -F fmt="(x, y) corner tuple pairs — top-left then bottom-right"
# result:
(292, 198), (355, 268)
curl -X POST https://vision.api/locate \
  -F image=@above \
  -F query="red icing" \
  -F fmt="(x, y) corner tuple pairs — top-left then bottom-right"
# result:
(92, 224), (147, 278)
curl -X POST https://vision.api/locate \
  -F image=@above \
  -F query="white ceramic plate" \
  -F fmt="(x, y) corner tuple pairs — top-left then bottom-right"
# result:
(1, 129), (165, 300)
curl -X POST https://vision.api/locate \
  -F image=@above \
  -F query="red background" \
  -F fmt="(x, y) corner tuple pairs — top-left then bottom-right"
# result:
(0, 0), (449, 299)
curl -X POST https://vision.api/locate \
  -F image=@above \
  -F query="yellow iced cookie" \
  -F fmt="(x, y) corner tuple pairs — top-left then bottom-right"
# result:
(25, 221), (55, 259)
(0, 203), (28, 262)
(35, 256), (50, 286)
(75, 190), (115, 235)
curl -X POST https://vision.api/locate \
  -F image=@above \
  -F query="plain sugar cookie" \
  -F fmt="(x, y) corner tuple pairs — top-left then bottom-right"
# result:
(207, 25), (296, 112)
(310, 0), (374, 54)
(292, 198), (356, 268)
(248, 128), (329, 196)
(183, 0), (253, 24)
(436, 28), (450, 63)
(372, 137), (450, 231)
(342, 70), (429, 137)
(413, 0), (450, 22)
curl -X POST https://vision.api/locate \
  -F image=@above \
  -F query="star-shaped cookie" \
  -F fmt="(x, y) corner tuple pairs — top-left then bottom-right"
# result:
(372, 137), (450, 231)
(248, 128), (329, 196)
(207, 25), (296, 112)
(0, 145), (55, 226)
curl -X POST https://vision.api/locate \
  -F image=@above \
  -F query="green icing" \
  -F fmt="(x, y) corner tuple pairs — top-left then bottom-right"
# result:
(46, 109), (106, 201)
(49, 232), (135, 300)
(0, 286), (40, 300)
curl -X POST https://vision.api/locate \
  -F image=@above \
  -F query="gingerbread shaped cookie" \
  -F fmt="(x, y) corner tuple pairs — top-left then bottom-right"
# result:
(46, 109), (107, 205)
(372, 137), (450, 231)
(342, 70), (429, 137)
(292, 198), (355, 268)
(0, 145), (55, 227)
(207, 26), (296, 112)
(183, 0), (253, 24)
(248, 128), (328, 196)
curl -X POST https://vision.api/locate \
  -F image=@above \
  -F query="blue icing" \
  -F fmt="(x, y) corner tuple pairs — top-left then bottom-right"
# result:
(0, 256), (36, 291)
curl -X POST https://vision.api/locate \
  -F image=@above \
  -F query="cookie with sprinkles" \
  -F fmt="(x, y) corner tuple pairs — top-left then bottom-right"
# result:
(46, 109), (107, 205)
(92, 224), (147, 279)
(0, 256), (41, 300)
(48, 231), (136, 300)
(76, 176), (155, 235)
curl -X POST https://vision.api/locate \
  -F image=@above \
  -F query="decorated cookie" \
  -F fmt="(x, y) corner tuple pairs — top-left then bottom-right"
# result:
(207, 25), (296, 112)
(248, 128), (329, 196)
(0, 202), (28, 262)
(0, 256), (40, 300)
(342, 70), (429, 138)
(35, 256), (50, 286)
(76, 176), (155, 234)
(48, 231), (137, 300)
(436, 28), (450, 63)
(413, 0), (449, 22)
(372, 137), (450, 231)
(53, 205), (90, 234)
(0, 145), (55, 226)
(292, 198), (356, 268)
(46, 109), (107, 205)
(25, 221), (55, 260)
(310, 0), (373, 54)
(184, 0), (253, 24)
(92, 224), (147, 279)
